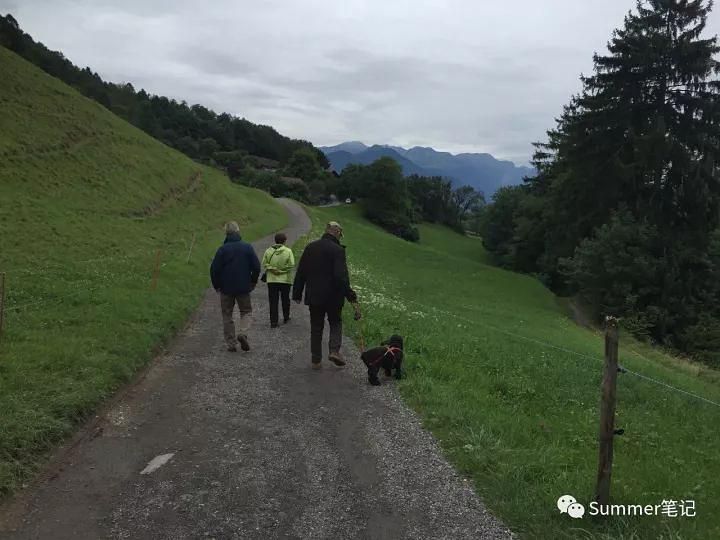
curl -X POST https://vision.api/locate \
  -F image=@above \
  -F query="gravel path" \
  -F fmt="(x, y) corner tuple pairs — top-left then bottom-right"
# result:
(0, 199), (511, 540)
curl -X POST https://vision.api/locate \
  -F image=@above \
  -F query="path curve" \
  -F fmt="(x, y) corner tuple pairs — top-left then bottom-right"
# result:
(1, 198), (510, 539)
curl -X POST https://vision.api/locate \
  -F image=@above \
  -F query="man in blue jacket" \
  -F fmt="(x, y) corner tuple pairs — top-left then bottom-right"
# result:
(210, 221), (261, 352)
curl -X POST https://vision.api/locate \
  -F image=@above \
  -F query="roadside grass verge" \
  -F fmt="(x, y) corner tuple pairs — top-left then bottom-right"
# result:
(307, 205), (720, 540)
(0, 47), (287, 496)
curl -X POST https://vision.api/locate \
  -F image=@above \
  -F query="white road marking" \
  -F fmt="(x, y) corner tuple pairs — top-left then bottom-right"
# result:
(140, 453), (175, 475)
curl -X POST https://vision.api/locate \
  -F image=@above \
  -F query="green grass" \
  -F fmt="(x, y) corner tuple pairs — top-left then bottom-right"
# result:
(0, 47), (286, 496)
(309, 205), (720, 539)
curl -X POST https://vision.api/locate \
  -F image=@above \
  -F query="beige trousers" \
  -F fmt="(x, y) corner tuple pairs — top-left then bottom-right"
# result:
(220, 293), (252, 346)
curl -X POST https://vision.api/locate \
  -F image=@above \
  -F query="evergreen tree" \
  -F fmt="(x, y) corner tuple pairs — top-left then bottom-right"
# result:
(361, 158), (418, 241)
(535, 0), (720, 269)
(489, 0), (720, 354)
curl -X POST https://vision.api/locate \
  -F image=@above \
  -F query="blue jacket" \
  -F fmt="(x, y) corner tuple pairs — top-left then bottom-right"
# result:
(210, 233), (261, 295)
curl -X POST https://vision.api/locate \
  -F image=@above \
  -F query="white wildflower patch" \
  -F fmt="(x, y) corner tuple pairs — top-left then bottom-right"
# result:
(347, 261), (432, 320)
(361, 290), (408, 312)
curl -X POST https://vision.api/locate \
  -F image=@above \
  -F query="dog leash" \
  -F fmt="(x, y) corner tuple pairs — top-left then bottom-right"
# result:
(353, 301), (366, 352)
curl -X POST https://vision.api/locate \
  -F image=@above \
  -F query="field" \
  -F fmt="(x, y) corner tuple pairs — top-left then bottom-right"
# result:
(308, 205), (720, 539)
(3, 37), (720, 539)
(0, 47), (286, 496)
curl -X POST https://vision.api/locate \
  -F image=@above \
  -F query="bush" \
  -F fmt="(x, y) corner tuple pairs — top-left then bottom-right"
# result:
(395, 225), (420, 242)
(480, 186), (525, 267)
(559, 209), (663, 329)
(677, 314), (720, 367)
(359, 157), (419, 241)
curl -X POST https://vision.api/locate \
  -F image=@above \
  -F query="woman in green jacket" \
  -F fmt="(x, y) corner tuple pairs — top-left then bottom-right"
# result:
(261, 232), (296, 328)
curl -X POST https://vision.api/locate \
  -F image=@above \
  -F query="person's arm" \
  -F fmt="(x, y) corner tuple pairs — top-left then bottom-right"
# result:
(261, 248), (270, 272)
(281, 249), (295, 272)
(210, 248), (222, 291)
(334, 249), (357, 303)
(292, 249), (307, 302)
(248, 246), (261, 286)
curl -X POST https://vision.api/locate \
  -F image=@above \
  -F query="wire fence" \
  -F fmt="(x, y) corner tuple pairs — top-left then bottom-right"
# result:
(389, 296), (720, 411)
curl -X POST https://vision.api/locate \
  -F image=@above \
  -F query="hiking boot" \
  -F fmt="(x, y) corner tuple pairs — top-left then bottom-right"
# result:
(283, 317), (291, 324)
(270, 323), (279, 329)
(328, 351), (346, 366)
(237, 335), (250, 351)
(311, 360), (322, 370)
(227, 344), (238, 352)
(369, 376), (381, 386)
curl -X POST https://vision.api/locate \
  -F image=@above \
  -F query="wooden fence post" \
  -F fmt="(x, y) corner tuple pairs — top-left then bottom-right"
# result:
(595, 315), (619, 506)
(150, 249), (162, 291)
(0, 272), (5, 343)
(186, 233), (196, 264)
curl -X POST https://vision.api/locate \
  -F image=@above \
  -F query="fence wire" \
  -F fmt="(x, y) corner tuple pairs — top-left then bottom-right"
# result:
(399, 297), (720, 410)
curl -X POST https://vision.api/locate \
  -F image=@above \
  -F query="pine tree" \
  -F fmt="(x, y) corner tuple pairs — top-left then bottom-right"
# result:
(526, 0), (720, 345)
(537, 0), (720, 250)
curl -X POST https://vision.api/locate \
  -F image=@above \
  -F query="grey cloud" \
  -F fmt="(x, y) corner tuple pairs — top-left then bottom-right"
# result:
(4, 0), (720, 164)
(173, 46), (259, 78)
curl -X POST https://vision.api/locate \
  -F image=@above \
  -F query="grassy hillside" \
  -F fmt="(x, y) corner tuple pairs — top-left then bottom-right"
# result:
(0, 47), (286, 495)
(308, 206), (720, 539)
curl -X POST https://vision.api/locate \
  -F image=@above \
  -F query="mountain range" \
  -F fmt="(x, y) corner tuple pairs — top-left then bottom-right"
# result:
(320, 141), (535, 197)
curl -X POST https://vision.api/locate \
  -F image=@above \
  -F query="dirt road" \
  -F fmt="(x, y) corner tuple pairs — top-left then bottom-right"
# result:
(0, 199), (510, 539)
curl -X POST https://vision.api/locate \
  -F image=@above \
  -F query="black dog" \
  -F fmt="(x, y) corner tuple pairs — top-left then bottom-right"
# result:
(360, 335), (403, 386)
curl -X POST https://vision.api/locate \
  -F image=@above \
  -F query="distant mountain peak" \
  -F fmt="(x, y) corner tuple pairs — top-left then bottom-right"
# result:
(320, 141), (368, 154)
(322, 142), (535, 196)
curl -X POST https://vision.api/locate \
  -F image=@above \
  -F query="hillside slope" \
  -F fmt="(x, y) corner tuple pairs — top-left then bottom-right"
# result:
(0, 14), (327, 168)
(309, 205), (720, 539)
(0, 47), (286, 495)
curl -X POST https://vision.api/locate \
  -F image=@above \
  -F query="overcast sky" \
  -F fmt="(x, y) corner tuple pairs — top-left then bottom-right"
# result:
(3, 1), (720, 164)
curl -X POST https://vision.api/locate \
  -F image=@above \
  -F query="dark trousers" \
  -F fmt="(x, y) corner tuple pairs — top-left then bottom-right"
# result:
(309, 303), (343, 362)
(267, 283), (291, 326)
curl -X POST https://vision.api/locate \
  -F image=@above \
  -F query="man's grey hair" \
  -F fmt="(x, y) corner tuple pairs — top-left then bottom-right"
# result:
(225, 221), (240, 235)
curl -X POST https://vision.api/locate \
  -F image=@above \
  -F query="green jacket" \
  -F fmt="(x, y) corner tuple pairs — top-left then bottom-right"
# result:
(262, 244), (295, 284)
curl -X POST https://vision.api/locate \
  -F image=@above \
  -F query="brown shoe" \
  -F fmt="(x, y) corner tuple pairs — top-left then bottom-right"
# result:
(237, 335), (250, 351)
(328, 351), (346, 366)
(311, 361), (322, 370)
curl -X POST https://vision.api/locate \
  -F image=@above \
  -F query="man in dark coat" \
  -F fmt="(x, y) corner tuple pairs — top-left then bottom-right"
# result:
(210, 221), (261, 352)
(293, 221), (357, 369)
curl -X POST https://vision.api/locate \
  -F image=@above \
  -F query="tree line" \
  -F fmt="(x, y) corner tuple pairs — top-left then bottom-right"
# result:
(231, 147), (338, 204)
(337, 157), (484, 241)
(0, 14), (328, 170)
(480, 0), (720, 365)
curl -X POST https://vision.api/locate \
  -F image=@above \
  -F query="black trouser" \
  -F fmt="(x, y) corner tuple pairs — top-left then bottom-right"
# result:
(267, 283), (291, 326)
(309, 302), (343, 362)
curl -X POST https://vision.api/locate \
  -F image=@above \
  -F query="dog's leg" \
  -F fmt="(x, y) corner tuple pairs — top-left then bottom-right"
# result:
(368, 365), (381, 386)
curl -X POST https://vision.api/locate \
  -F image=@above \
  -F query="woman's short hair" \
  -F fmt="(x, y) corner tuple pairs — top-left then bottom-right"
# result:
(275, 232), (287, 244)
(225, 221), (240, 235)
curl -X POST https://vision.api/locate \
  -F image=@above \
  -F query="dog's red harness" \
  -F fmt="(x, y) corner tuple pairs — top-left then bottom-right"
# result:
(369, 346), (401, 367)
